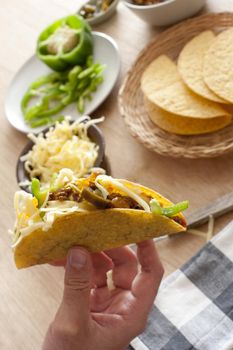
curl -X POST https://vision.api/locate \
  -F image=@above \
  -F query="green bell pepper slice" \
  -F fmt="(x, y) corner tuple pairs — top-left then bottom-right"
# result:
(150, 199), (189, 218)
(21, 56), (104, 128)
(37, 14), (93, 71)
(31, 178), (48, 208)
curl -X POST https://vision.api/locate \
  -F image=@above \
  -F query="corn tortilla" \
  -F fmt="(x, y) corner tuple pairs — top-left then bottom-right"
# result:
(14, 180), (186, 269)
(14, 209), (185, 269)
(145, 97), (232, 135)
(141, 55), (229, 118)
(203, 28), (233, 103)
(178, 31), (226, 103)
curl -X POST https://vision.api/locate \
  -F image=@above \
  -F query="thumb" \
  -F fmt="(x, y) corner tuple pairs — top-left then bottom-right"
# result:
(59, 248), (93, 327)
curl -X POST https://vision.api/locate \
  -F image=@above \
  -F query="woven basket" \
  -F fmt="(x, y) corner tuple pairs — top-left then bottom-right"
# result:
(119, 12), (233, 158)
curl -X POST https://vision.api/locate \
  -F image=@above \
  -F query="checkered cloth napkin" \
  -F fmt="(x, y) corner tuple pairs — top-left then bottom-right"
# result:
(127, 220), (233, 350)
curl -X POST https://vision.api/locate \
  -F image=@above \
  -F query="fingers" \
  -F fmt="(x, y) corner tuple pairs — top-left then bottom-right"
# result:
(132, 240), (164, 313)
(90, 287), (111, 312)
(55, 247), (93, 332)
(104, 246), (138, 289)
(91, 252), (113, 287)
(49, 251), (113, 288)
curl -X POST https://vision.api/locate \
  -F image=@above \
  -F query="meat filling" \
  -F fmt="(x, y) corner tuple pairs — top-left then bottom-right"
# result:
(108, 193), (143, 209)
(48, 186), (143, 210)
(172, 215), (187, 228)
(49, 187), (80, 202)
(48, 185), (185, 227)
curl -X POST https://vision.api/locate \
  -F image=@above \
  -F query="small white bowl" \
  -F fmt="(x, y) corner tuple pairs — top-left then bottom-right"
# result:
(78, 0), (120, 26)
(123, 0), (206, 26)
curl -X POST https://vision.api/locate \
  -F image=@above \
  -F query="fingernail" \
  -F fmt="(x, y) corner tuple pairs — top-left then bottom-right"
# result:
(69, 249), (87, 269)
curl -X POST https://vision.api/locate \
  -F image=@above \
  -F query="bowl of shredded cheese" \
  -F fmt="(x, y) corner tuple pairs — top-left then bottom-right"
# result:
(17, 116), (107, 192)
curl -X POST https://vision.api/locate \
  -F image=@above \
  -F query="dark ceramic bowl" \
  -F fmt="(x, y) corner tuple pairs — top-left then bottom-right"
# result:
(16, 123), (110, 192)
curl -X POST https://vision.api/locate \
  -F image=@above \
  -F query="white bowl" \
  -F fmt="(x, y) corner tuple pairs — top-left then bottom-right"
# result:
(123, 0), (206, 26)
(5, 32), (120, 134)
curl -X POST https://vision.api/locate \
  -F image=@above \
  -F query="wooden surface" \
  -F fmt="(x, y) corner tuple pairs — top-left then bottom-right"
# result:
(1, 0), (233, 349)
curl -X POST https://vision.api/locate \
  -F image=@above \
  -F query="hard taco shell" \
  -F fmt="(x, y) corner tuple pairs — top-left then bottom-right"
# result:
(14, 180), (186, 269)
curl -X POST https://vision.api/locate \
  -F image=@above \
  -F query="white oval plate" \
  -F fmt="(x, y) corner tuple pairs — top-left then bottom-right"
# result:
(5, 32), (120, 134)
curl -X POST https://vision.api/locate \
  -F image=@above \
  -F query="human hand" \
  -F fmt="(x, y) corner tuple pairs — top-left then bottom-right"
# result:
(42, 240), (164, 350)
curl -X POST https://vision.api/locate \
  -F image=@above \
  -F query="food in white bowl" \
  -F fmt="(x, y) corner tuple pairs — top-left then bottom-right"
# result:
(78, 0), (120, 25)
(123, 0), (206, 27)
(131, 0), (167, 5)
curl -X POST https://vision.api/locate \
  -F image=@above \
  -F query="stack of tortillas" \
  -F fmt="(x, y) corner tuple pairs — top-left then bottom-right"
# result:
(141, 29), (233, 135)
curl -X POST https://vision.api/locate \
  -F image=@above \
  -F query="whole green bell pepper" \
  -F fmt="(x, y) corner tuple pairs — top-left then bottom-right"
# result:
(37, 15), (93, 71)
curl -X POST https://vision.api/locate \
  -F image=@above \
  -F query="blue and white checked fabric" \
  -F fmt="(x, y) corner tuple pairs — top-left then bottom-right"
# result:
(128, 221), (233, 350)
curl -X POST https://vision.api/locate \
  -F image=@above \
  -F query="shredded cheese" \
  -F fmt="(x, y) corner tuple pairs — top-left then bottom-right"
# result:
(94, 177), (109, 199)
(187, 215), (214, 242)
(21, 116), (104, 186)
(11, 183), (100, 248)
(186, 229), (206, 238)
(11, 191), (41, 248)
(106, 270), (115, 291)
(95, 175), (151, 212)
(206, 215), (214, 241)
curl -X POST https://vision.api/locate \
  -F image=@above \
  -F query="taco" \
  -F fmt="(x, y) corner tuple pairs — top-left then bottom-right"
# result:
(11, 170), (188, 268)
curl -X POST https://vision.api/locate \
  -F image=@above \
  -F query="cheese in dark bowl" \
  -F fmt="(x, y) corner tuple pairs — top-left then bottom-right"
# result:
(16, 116), (110, 192)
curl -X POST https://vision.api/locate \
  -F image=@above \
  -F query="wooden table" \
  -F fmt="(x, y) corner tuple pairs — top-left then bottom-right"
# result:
(1, 0), (233, 348)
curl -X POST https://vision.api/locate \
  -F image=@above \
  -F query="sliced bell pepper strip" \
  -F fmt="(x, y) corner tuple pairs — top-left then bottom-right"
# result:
(150, 199), (189, 218)
(162, 201), (189, 217)
(21, 56), (104, 128)
(31, 178), (48, 208)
